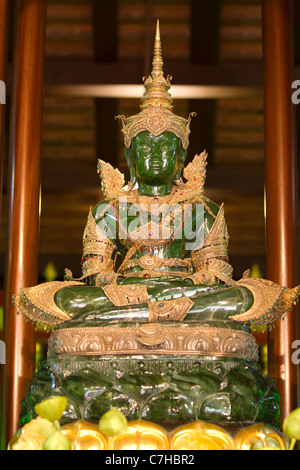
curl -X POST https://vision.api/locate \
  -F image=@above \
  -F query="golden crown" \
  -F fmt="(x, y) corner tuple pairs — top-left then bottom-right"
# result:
(117, 20), (195, 149)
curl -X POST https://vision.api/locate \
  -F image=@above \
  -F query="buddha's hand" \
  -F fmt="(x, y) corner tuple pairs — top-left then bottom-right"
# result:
(185, 271), (217, 286)
(95, 271), (122, 287)
(65, 268), (122, 287)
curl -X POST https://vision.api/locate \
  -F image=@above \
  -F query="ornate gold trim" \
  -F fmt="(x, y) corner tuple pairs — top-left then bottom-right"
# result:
(123, 254), (192, 274)
(97, 160), (127, 199)
(148, 298), (194, 321)
(95, 271), (120, 286)
(185, 270), (217, 286)
(230, 275), (300, 326)
(48, 325), (259, 361)
(81, 258), (114, 278)
(192, 204), (228, 265)
(204, 204), (228, 247)
(195, 244), (227, 262)
(83, 209), (115, 257)
(183, 151), (208, 193)
(191, 203), (234, 285)
(102, 284), (149, 306)
(136, 323), (168, 346)
(13, 281), (85, 326)
(124, 270), (191, 279)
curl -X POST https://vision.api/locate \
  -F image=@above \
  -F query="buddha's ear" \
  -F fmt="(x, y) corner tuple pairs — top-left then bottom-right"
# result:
(180, 147), (187, 164)
(174, 147), (187, 180)
(124, 145), (136, 184)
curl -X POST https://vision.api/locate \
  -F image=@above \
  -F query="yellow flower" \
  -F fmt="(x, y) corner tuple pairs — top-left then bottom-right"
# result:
(283, 408), (300, 439)
(99, 409), (127, 437)
(283, 407), (300, 450)
(43, 431), (71, 450)
(34, 396), (68, 422)
(12, 417), (56, 451)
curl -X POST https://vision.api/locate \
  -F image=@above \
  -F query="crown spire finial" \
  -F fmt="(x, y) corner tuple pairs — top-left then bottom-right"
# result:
(116, 20), (195, 149)
(156, 19), (160, 40)
(152, 20), (163, 77)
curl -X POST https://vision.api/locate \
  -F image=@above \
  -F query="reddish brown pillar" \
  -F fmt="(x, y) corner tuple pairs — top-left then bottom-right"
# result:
(1, 0), (46, 445)
(0, 0), (8, 219)
(0, 0), (8, 75)
(0, 0), (9, 450)
(262, 0), (299, 422)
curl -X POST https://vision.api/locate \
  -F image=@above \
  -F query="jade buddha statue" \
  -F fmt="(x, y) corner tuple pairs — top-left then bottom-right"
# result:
(15, 23), (300, 429)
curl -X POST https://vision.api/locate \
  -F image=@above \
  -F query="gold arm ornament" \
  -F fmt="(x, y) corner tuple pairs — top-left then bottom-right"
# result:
(81, 257), (114, 279)
(80, 209), (116, 280)
(190, 204), (235, 286)
(188, 258), (235, 286)
(13, 281), (85, 327)
(83, 209), (115, 257)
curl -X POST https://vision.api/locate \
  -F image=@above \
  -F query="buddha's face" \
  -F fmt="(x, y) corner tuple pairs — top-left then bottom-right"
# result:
(128, 131), (186, 186)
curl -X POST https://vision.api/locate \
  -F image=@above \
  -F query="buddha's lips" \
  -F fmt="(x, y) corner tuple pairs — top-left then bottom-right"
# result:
(148, 158), (163, 171)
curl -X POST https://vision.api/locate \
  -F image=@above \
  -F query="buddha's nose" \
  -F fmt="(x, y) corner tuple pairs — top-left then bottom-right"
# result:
(151, 142), (161, 158)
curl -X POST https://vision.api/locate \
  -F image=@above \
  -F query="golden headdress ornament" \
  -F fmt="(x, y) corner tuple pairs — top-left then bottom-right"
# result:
(116, 20), (195, 149)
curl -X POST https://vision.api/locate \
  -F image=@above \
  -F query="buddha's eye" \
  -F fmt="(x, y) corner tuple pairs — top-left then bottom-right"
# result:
(136, 144), (151, 153)
(160, 144), (175, 155)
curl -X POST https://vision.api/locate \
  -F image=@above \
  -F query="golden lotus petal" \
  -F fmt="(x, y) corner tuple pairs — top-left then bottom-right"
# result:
(170, 421), (234, 450)
(61, 420), (107, 451)
(234, 424), (286, 450)
(108, 419), (169, 450)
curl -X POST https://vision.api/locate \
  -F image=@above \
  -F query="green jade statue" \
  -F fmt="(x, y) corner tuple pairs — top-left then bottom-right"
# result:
(15, 22), (300, 429)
